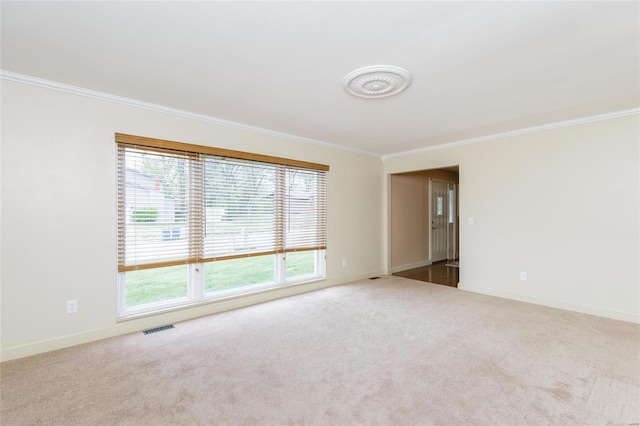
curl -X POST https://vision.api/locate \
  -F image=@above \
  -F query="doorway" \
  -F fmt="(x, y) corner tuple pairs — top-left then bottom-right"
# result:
(389, 166), (459, 287)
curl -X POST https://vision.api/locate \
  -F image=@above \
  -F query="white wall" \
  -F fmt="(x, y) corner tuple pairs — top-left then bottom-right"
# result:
(0, 80), (385, 360)
(384, 114), (640, 323)
(390, 174), (428, 271)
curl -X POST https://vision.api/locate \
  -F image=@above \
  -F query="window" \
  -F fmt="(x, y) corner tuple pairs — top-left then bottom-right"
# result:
(116, 134), (328, 318)
(436, 196), (444, 216)
(448, 188), (455, 224)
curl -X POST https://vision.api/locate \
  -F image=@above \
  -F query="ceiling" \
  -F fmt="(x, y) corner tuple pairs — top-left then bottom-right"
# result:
(1, 1), (638, 157)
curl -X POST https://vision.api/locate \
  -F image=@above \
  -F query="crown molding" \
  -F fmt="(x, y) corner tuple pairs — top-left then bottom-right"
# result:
(381, 108), (640, 161)
(3, 70), (637, 162)
(0, 70), (382, 159)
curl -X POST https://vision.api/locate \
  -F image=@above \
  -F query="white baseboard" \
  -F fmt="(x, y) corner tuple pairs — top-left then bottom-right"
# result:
(459, 283), (640, 324)
(390, 260), (431, 274)
(1, 270), (385, 362)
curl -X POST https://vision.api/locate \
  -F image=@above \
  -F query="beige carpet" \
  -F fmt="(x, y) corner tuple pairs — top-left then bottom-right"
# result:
(2, 276), (639, 425)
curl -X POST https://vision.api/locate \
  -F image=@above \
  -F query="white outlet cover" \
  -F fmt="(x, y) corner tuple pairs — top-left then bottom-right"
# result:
(467, 217), (474, 225)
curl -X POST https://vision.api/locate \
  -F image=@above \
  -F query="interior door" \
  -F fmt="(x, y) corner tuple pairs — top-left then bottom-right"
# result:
(430, 179), (450, 262)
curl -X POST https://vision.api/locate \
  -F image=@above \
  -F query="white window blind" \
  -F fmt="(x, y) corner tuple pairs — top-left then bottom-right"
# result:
(117, 134), (328, 272)
(201, 156), (279, 261)
(284, 167), (327, 253)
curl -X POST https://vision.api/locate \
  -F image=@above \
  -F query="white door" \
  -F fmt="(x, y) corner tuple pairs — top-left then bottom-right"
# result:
(430, 179), (450, 262)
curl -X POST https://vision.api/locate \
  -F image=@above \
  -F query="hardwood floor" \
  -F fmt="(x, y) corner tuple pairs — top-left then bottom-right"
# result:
(393, 260), (459, 287)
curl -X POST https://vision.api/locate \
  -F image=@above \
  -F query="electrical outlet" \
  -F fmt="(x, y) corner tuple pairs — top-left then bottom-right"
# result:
(67, 300), (78, 314)
(520, 272), (527, 281)
(342, 259), (347, 267)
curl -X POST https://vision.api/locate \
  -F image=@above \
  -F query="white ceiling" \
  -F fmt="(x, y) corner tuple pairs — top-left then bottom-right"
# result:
(1, 1), (638, 157)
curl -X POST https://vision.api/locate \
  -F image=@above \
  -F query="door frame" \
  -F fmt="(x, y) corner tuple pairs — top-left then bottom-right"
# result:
(387, 166), (460, 274)
(429, 178), (456, 262)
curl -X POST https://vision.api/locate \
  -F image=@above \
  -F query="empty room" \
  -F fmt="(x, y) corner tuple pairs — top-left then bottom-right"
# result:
(1, 1), (638, 424)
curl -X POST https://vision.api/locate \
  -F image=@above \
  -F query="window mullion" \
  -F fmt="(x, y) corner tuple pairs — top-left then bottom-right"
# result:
(191, 263), (204, 301)
(189, 154), (204, 265)
(189, 154), (205, 299)
(275, 166), (286, 284)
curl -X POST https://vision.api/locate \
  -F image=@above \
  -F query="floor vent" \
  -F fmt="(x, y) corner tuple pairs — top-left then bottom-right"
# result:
(369, 277), (380, 280)
(143, 325), (175, 335)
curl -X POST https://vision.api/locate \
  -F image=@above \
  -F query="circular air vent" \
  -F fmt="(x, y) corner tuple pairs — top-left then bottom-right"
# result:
(342, 65), (412, 99)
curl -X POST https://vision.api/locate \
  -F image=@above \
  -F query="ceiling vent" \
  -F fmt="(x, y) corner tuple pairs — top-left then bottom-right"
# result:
(342, 65), (412, 99)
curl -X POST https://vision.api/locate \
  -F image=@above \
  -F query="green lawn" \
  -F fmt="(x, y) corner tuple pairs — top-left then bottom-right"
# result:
(125, 252), (315, 307)
(203, 255), (275, 294)
(125, 265), (189, 306)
